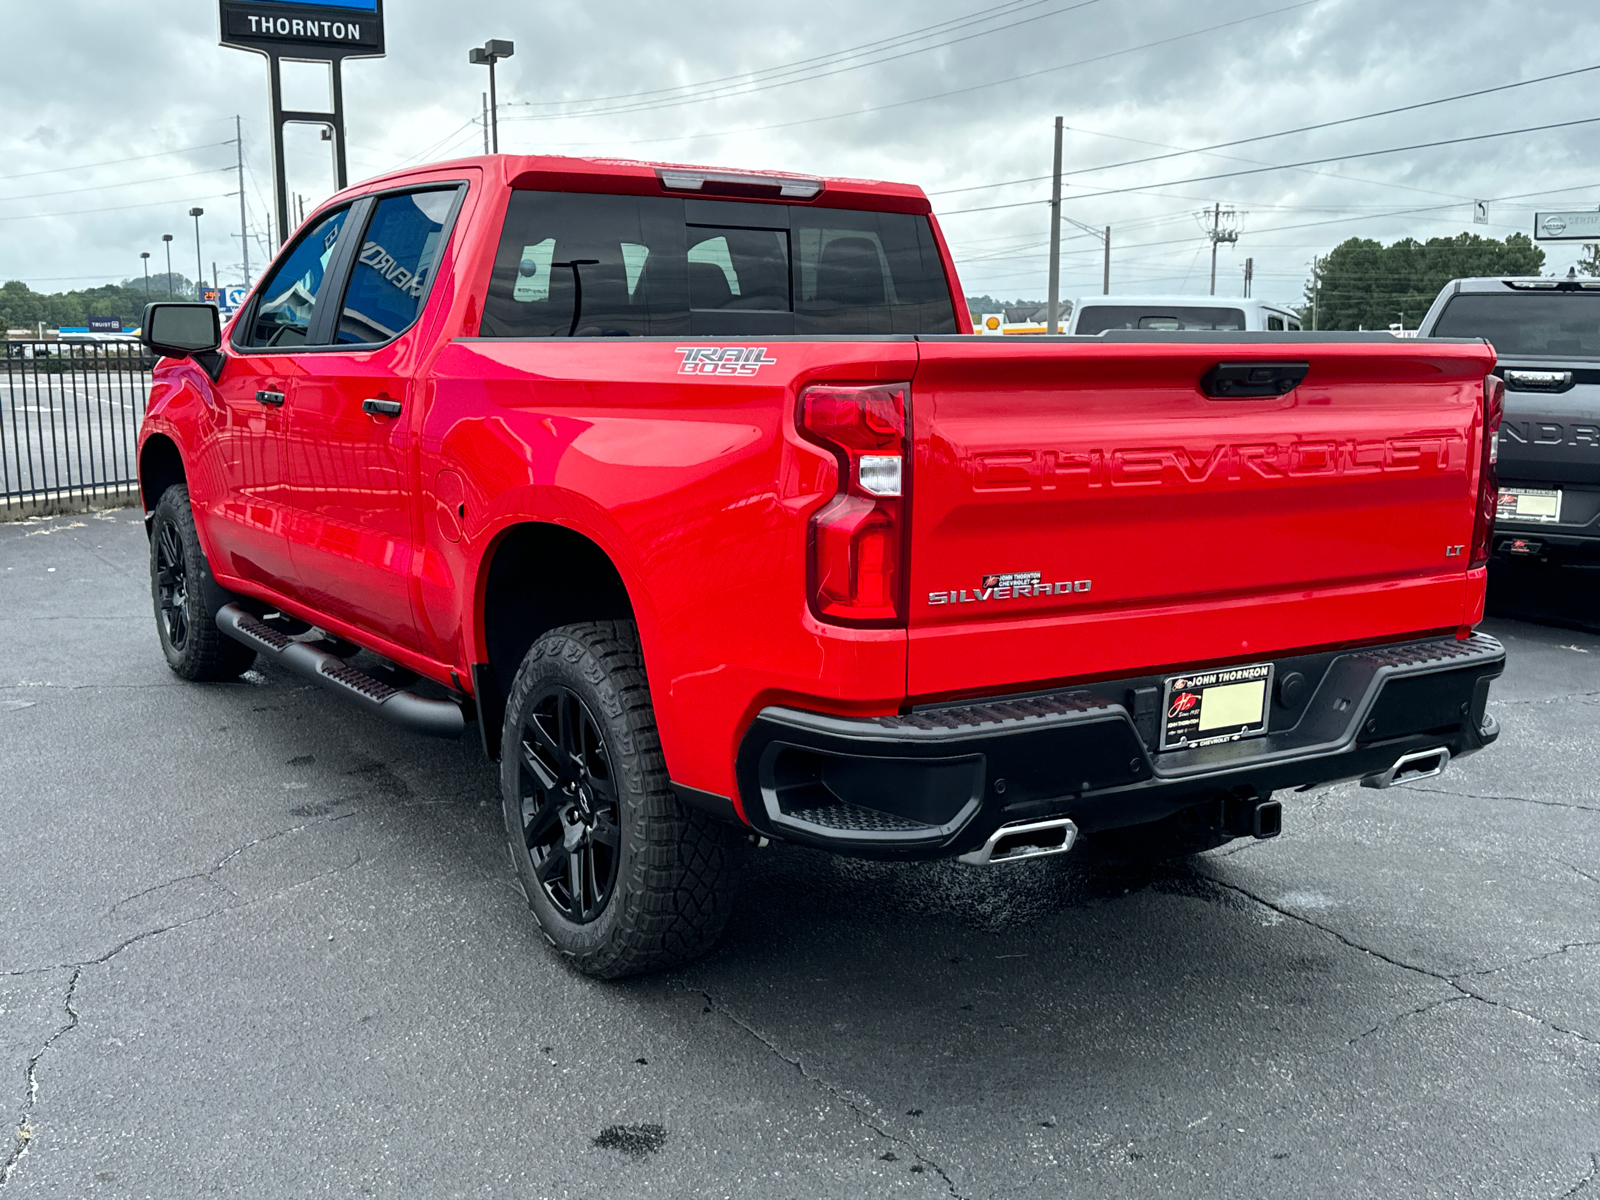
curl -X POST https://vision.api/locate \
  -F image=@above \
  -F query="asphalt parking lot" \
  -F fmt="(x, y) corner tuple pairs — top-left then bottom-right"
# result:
(1, 509), (1596, 1200)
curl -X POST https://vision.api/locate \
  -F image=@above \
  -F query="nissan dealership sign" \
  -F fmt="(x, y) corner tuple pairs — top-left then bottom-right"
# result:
(219, 0), (384, 59)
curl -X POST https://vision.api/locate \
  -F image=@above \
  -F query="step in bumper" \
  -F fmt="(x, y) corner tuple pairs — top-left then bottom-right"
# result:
(734, 634), (1505, 859)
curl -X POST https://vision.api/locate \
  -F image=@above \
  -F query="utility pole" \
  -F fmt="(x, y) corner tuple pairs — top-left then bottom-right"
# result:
(1102, 225), (1111, 295)
(470, 40), (515, 153)
(1206, 202), (1238, 296)
(235, 115), (250, 287)
(1243, 256), (1253, 298)
(1046, 115), (1063, 335)
(1312, 255), (1320, 330)
(482, 92), (490, 154)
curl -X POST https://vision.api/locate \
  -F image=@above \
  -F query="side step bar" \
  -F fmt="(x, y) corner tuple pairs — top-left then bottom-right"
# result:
(217, 604), (465, 739)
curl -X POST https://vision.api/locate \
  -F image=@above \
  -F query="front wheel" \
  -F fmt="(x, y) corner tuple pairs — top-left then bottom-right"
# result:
(149, 484), (256, 682)
(500, 620), (745, 978)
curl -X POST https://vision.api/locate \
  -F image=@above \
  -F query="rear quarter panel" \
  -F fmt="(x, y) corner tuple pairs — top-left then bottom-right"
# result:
(423, 338), (918, 803)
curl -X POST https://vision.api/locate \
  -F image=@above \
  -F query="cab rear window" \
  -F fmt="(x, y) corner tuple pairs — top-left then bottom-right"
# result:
(1431, 292), (1600, 358)
(1076, 305), (1247, 334)
(480, 191), (956, 337)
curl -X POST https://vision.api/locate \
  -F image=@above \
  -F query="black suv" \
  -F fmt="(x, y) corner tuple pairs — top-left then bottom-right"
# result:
(1417, 277), (1600, 576)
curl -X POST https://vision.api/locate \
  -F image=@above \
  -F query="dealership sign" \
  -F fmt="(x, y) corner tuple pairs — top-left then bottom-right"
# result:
(1533, 210), (1600, 242)
(220, 0), (384, 59)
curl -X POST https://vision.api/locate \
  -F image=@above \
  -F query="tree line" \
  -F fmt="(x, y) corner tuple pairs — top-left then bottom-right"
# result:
(1, 275), (205, 333)
(1304, 232), (1546, 330)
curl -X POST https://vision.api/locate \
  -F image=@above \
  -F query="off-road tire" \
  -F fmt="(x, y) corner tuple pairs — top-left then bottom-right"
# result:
(500, 620), (744, 978)
(149, 484), (256, 682)
(1088, 801), (1236, 862)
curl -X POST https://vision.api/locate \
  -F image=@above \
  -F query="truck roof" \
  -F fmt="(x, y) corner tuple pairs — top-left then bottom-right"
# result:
(350, 153), (934, 215)
(1072, 294), (1298, 312)
(1436, 276), (1600, 293)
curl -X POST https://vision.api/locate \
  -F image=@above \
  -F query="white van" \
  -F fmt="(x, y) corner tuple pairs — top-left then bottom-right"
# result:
(1067, 295), (1303, 335)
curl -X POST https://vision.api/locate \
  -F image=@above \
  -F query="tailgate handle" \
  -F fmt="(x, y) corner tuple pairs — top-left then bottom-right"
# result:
(1200, 361), (1309, 399)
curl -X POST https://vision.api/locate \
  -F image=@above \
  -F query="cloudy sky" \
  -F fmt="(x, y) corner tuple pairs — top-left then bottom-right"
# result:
(5, 0), (1600, 312)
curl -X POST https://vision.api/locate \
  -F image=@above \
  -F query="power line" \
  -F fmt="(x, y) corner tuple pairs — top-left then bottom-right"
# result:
(499, 0), (1319, 144)
(927, 62), (1600, 197)
(0, 168), (234, 205)
(507, 0), (1064, 109)
(0, 142), (234, 184)
(504, 0), (1104, 122)
(939, 116), (1600, 215)
(0, 193), (234, 225)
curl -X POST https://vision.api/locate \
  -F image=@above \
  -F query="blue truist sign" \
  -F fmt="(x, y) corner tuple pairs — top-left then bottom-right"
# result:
(219, 0), (384, 58)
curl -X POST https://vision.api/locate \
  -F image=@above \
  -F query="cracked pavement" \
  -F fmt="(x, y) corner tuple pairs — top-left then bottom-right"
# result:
(1, 509), (1597, 1198)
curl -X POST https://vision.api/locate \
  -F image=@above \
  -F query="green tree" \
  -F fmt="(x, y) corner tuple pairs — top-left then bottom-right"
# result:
(1305, 232), (1544, 330)
(1, 274), (198, 333)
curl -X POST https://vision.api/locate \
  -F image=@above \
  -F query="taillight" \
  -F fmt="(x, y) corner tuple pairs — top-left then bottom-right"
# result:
(798, 383), (909, 626)
(1469, 373), (1504, 569)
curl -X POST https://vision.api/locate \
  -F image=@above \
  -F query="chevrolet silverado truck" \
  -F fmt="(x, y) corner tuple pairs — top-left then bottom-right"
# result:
(1418, 276), (1600, 582)
(136, 154), (1506, 977)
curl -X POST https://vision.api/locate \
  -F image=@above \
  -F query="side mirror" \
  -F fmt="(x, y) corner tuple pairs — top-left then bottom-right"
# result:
(140, 303), (222, 359)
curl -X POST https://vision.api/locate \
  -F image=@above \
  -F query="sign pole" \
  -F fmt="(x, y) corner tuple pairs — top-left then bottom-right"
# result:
(268, 54), (291, 251)
(218, 0), (385, 254)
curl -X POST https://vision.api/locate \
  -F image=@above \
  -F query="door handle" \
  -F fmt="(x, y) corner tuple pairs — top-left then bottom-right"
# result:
(256, 389), (285, 407)
(362, 397), (403, 417)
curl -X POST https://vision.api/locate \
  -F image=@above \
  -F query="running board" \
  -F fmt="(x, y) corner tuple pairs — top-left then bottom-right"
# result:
(216, 604), (465, 739)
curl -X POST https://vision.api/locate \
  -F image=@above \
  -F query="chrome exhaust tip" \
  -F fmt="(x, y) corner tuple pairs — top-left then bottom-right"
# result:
(957, 817), (1078, 866)
(1362, 746), (1450, 789)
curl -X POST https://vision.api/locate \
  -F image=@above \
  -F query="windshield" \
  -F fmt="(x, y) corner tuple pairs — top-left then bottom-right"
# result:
(1431, 292), (1600, 358)
(1076, 304), (1246, 334)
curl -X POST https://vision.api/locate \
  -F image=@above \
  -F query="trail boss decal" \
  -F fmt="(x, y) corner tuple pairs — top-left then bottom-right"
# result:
(676, 347), (778, 376)
(928, 570), (1092, 605)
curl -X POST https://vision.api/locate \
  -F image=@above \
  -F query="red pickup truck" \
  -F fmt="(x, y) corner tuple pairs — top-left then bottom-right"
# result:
(137, 153), (1506, 977)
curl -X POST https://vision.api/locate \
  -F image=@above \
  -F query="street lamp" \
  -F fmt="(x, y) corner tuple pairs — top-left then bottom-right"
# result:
(189, 207), (205, 300)
(469, 39), (514, 153)
(161, 234), (174, 298)
(140, 252), (151, 300)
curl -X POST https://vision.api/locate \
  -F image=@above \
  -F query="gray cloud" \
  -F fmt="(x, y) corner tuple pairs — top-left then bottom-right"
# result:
(3, 0), (1597, 308)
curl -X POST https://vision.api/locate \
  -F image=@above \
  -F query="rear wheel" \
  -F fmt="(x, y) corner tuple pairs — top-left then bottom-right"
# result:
(500, 620), (744, 978)
(149, 484), (256, 682)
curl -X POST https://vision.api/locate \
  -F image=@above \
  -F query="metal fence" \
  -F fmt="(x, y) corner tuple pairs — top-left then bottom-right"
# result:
(1, 342), (153, 515)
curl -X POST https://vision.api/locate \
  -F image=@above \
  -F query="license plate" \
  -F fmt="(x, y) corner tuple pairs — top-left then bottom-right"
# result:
(1161, 662), (1274, 750)
(1497, 487), (1562, 524)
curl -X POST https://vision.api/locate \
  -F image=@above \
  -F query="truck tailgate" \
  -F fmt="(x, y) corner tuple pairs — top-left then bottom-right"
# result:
(906, 336), (1494, 700)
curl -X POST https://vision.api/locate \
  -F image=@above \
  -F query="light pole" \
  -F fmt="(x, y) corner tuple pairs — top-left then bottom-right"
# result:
(469, 39), (514, 153)
(161, 234), (174, 298)
(189, 207), (205, 299)
(140, 252), (151, 300)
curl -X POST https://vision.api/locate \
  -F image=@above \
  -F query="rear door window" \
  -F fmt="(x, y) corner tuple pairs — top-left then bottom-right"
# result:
(333, 188), (459, 345)
(479, 191), (956, 337)
(241, 207), (349, 349)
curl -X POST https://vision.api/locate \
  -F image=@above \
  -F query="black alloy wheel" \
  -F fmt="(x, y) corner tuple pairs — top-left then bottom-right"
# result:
(148, 483), (256, 681)
(499, 621), (745, 978)
(154, 519), (191, 651)
(516, 686), (622, 924)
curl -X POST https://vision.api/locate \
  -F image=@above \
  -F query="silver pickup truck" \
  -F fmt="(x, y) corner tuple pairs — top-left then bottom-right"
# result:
(1418, 276), (1600, 576)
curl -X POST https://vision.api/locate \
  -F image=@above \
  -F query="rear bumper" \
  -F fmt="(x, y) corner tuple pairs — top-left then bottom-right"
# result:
(733, 634), (1505, 859)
